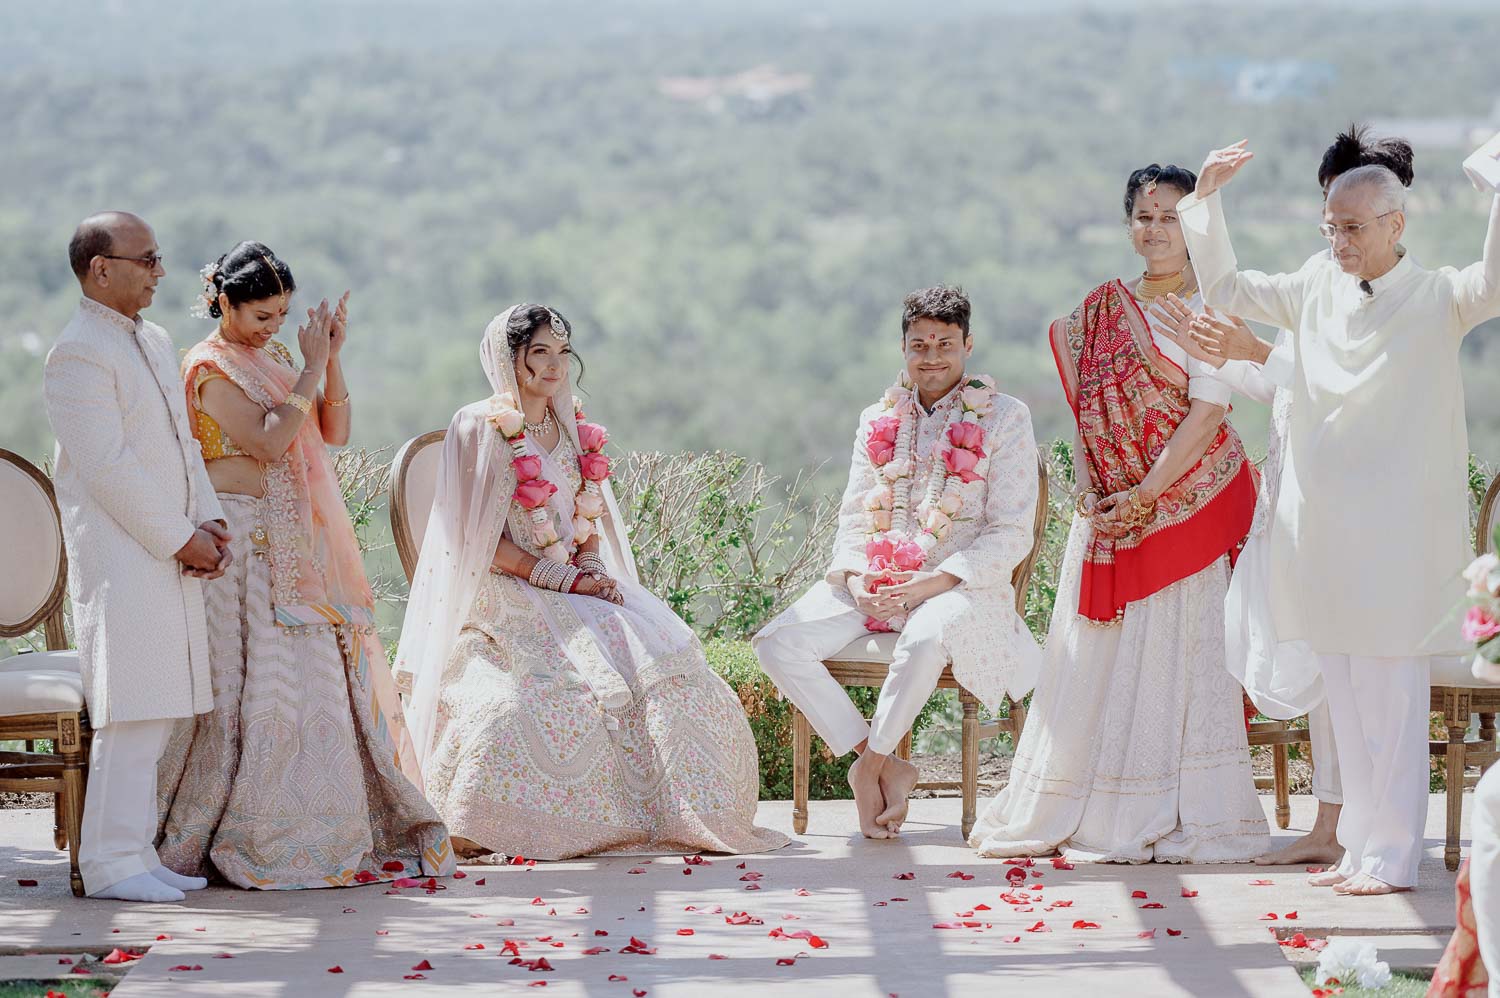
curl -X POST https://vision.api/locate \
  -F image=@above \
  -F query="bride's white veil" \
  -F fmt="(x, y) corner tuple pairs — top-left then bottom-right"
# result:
(396, 305), (637, 770)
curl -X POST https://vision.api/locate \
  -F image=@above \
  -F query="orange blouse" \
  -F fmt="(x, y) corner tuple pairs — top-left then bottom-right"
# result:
(189, 340), (298, 460)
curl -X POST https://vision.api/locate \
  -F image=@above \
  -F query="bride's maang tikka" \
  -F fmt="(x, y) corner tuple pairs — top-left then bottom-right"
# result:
(545, 307), (569, 342)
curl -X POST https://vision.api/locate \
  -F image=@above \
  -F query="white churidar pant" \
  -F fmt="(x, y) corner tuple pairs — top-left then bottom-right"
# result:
(79, 718), (173, 895)
(754, 599), (950, 757)
(1318, 654), (1430, 887)
(1308, 701), (1342, 805)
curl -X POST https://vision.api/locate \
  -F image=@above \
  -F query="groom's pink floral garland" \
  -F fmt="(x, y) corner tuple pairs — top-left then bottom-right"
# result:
(486, 392), (611, 563)
(860, 374), (997, 632)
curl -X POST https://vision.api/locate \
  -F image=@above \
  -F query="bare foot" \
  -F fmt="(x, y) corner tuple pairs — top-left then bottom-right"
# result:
(876, 756), (920, 833)
(1255, 832), (1344, 867)
(848, 752), (892, 839)
(452, 835), (491, 859)
(1333, 872), (1410, 896)
(1307, 869), (1349, 888)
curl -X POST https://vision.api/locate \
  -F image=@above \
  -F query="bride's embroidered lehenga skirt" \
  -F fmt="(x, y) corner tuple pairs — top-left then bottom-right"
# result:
(154, 494), (453, 889)
(424, 569), (787, 860)
(970, 515), (1269, 864)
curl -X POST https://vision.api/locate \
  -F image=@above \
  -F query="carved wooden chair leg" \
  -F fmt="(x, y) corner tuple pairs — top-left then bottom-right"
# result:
(960, 692), (979, 841)
(895, 732), (913, 762)
(59, 711), (87, 897)
(1445, 691), (1469, 872)
(1272, 743), (1291, 830)
(792, 708), (811, 836)
(1481, 712), (1497, 750)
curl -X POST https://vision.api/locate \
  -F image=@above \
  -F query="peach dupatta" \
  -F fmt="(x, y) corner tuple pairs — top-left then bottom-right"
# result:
(182, 334), (424, 788)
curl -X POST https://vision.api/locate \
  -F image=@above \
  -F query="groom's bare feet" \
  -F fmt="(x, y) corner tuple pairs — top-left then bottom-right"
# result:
(876, 756), (920, 833)
(1255, 830), (1344, 867)
(1307, 869), (1349, 888)
(1333, 872), (1409, 896)
(848, 752), (892, 839)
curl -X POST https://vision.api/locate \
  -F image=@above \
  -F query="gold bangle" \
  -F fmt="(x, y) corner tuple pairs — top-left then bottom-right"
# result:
(1074, 488), (1100, 517)
(283, 392), (313, 415)
(323, 393), (350, 407)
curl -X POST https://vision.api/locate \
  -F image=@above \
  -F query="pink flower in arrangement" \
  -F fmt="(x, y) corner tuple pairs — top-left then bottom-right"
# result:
(572, 515), (595, 543)
(865, 537), (896, 569)
(891, 539), (925, 571)
(870, 509), (893, 531)
(867, 437), (897, 466)
(865, 616), (896, 633)
(869, 416), (901, 445)
(514, 478), (559, 510)
(577, 422), (609, 453)
(512, 454), (544, 482)
(947, 421), (986, 453)
(863, 487), (893, 512)
(575, 493), (605, 520)
(942, 447), (983, 483)
(1463, 606), (1500, 645)
(489, 406), (525, 438)
(579, 452), (611, 482)
(960, 386), (995, 414)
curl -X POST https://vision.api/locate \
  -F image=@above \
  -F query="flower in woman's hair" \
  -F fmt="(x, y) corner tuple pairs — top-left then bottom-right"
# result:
(514, 478), (559, 510)
(947, 421), (986, 453)
(579, 452), (611, 482)
(1465, 553), (1500, 597)
(577, 422), (609, 453)
(543, 543), (571, 565)
(960, 386), (995, 414)
(869, 509), (893, 531)
(572, 515), (595, 544)
(942, 447), (983, 483)
(882, 458), (912, 482)
(925, 509), (953, 538)
(867, 437), (897, 466)
(1463, 605), (1500, 644)
(512, 454), (543, 482)
(869, 415), (901, 445)
(575, 493), (606, 520)
(938, 491), (963, 516)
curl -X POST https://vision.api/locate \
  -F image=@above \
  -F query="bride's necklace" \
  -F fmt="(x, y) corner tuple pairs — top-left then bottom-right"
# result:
(524, 407), (555, 437)
(1136, 262), (1194, 306)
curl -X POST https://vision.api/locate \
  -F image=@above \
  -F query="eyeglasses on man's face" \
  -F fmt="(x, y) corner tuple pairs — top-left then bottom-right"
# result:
(1318, 212), (1396, 241)
(99, 251), (164, 269)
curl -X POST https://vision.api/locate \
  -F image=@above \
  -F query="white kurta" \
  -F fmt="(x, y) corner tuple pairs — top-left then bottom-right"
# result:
(1180, 190), (1500, 657)
(43, 299), (223, 726)
(756, 388), (1043, 711)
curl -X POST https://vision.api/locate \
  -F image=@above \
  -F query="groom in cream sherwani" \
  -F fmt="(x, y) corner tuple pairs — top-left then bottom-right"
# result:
(755, 286), (1043, 839)
(44, 211), (231, 902)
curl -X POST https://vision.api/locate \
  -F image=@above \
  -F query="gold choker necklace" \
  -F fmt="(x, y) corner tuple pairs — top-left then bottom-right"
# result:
(1136, 265), (1193, 306)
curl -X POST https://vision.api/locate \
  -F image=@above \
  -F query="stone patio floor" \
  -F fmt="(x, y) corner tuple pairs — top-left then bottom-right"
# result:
(0, 795), (1472, 997)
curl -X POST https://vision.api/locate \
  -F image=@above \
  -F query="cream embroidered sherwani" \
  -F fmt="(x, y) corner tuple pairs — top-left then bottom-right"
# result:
(753, 386), (1043, 756)
(43, 298), (223, 727)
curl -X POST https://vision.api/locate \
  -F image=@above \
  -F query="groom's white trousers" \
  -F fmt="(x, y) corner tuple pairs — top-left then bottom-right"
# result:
(1469, 763), (1500, 998)
(1318, 653), (1430, 888)
(1308, 701), (1342, 806)
(79, 718), (173, 895)
(754, 600), (949, 757)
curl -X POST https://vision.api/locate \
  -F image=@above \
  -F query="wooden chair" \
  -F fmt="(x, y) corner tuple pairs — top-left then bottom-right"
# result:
(790, 452), (1049, 840)
(1246, 718), (1313, 831)
(0, 448), (89, 896)
(388, 430), (448, 695)
(1427, 472), (1500, 870)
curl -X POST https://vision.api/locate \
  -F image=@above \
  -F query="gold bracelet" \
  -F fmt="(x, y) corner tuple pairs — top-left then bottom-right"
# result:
(1074, 488), (1100, 518)
(283, 392), (313, 415)
(323, 393), (350, 407)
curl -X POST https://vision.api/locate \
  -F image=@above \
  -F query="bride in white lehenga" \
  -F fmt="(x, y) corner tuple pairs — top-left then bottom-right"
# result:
(396, 304), (786, 861)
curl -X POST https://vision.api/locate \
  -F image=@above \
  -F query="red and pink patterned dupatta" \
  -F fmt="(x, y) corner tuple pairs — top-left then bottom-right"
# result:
(1049, 279), (1256, 623)
(182, 334), (423, 788)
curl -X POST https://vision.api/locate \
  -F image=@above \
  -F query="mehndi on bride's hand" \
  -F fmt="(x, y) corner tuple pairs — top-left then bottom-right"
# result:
(574, 573), (623, 605)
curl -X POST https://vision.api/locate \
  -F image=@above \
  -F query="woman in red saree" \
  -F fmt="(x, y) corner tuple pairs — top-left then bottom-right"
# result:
(154, 242), (452, 889)
(972, 165), (1268, 863)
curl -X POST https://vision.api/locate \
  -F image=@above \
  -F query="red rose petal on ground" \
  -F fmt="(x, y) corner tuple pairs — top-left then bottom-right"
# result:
(529, 984), (548, 989)
(973, 903), (992, 911)
(214, 953), (234, 959)
(1180, 888), (1198, 898)
(1005, 868), (1027, 884)
(1140, 903), (1165, 910)
(1047, 899), (1073, 908)
(465, 943), (485, 950)
(890, 897), (908, 902)
(627, 868), (646, 874)
(682, 868), (692, 876)
(1166, 929), (1183, 937)
(412, 959), (434, 970)
(709, 954), (729, 960)
(739, 872), (764, 881)
(894, 872), (915, 880)
(795, 888), (811, 896)
(382, 860), (405, 872)
(575, 907), (590, 914)
(873, 901), (888, 907)
(634, 991), (647, 997)
(404, 974), (427, 980)
(343, 907), (357, 913)
(594, 930), (609, 937)
(583, 947), (611, 955)
(376, 929), (390, 936)
(327, 966), (344, 974)
(1249, 879), (1274, 886)
(1026, 921), (1050, 933)
(102, 949), (144, 964)
(168, 965), (203, 972)
(1259, 913), (1279, 920)
(355, 871), (378, 884)
(393, 877), (421, 888)
(1131, 890), (1148, 898)
(677, 929), (694, 936)
(744, 883), (761, 891)
(1051, 858), (1075, 870)
(497, 919), (515, 927)
(946, 870), (975, 880)
(776, 957), (797, 966)
(452, 871), (467, 879)
(932, 921), (967, 929)
(70, 966), (91, 975)
(155, 934), (173, 941)
(58, 958), (73, 965)
(16, 879), (38, 887)
(609, 975), (628, 982)
(1285, 911), (1298, 919)
(475, 878), (487, 886)
(1002, 936), (1022, 943)
(683, 854), (708, 865)
(1138, 930), (1157, 940)
(531, 897), (545, 905)
(1072, 920), (1100, 930)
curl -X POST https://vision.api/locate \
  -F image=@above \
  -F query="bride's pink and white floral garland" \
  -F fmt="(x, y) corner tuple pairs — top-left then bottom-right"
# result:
(486, 392), (611, 564)
(860, 374), (997, 632)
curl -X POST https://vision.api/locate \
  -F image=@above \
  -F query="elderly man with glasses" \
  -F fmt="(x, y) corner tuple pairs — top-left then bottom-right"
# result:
(1172, 140), (1500, 897)
(43, 211), (231, 902)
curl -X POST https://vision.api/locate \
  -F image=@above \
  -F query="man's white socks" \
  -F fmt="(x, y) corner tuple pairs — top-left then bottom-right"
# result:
(151, 865), (207, 891)
(90, 871), (185, 903)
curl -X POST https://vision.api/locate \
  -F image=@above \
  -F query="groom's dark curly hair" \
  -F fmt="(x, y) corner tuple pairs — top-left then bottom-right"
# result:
(901, 285), (971, 340)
